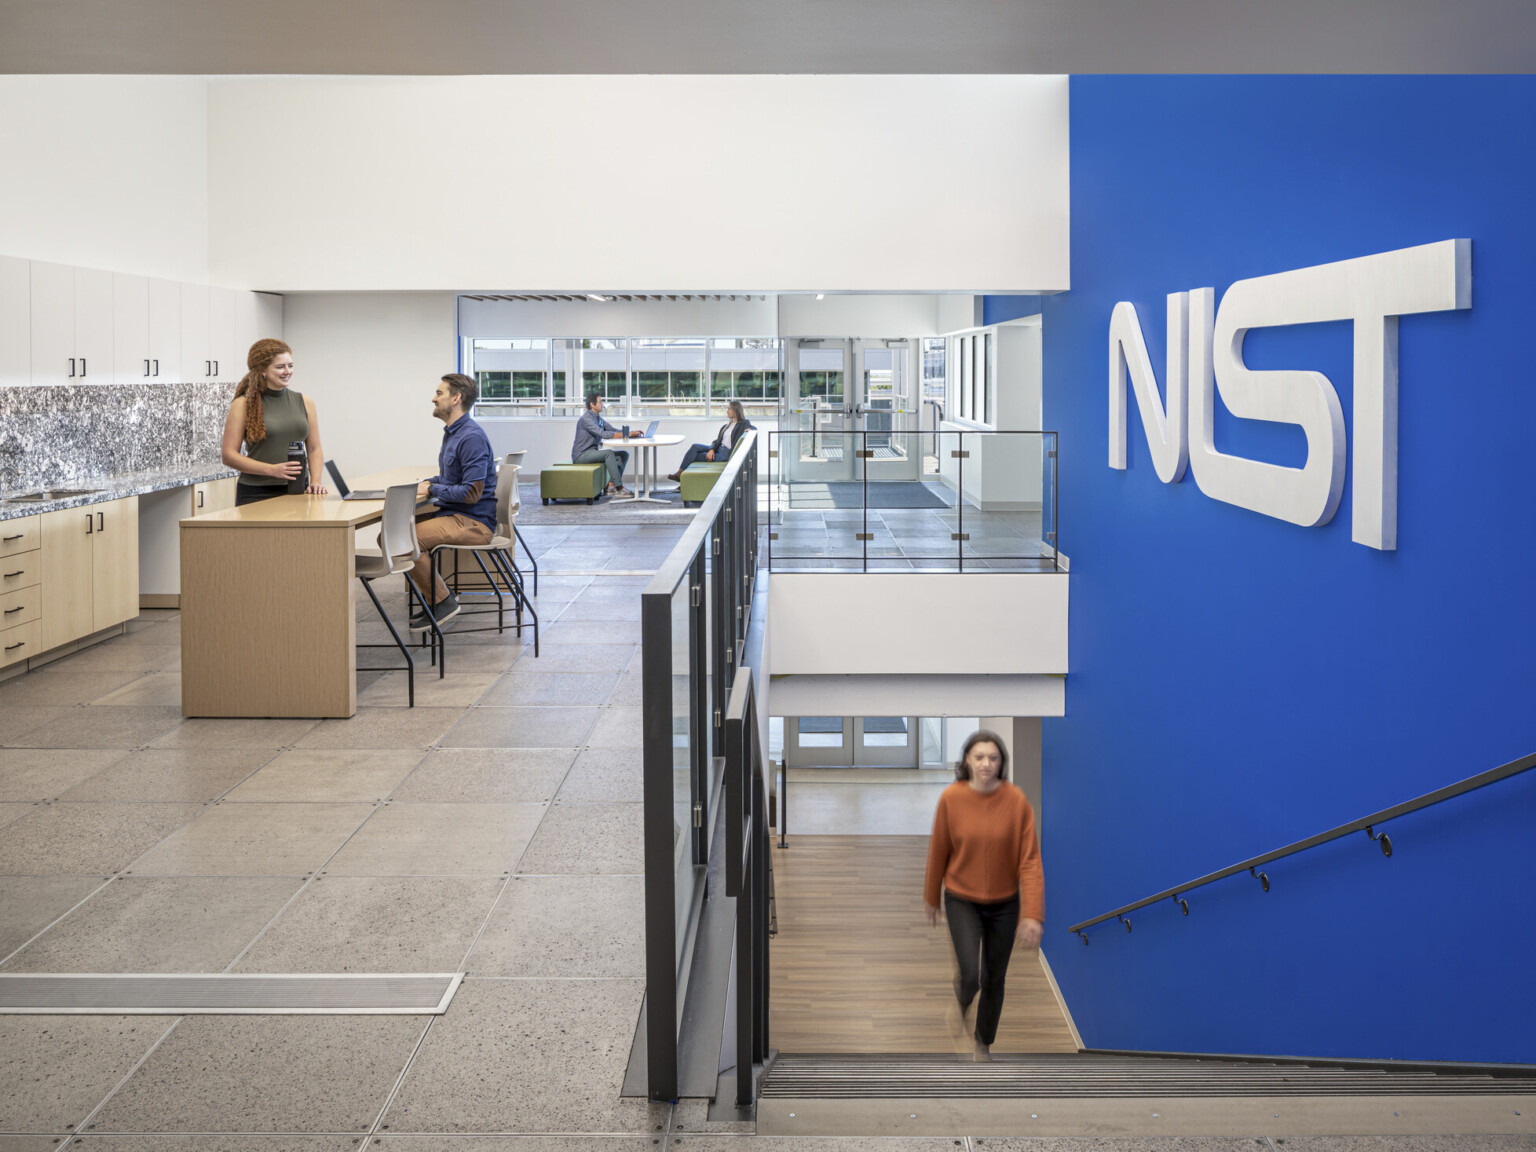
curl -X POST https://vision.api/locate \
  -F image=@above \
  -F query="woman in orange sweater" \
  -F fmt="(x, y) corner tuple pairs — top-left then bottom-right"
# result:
(923, 729), (1045, 1061)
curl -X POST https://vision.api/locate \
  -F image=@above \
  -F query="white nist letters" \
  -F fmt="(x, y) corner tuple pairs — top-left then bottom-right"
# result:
(1109, 239), (1471, 550)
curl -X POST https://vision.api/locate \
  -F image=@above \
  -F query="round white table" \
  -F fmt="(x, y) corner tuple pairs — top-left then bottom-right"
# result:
(602, 434), (685, 503)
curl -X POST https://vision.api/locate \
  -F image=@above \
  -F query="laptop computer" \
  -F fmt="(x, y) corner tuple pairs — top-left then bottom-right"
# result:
(326, 461), (387, 501)
(642, 419), (660, 438)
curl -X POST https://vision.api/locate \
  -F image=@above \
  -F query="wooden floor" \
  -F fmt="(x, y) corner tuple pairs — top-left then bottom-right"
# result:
(769, 834), (1079, 1054)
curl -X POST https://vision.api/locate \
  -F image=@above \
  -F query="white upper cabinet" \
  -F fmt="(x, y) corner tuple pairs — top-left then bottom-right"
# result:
(73, 269), (114, 384)
(148, 278), (182, 384)
(180, 282), (209, 382)
(0, 256), (28, 387)
(29, 261), (75, 387)
(113, 273), (150, 385)
(208, 285), (236, 382)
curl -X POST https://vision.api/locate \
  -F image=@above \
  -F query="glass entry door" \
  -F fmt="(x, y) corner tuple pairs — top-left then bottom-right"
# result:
(854, 341), (920, 481)
(786, 716), (920, 769)
(783, 340), (853, 482)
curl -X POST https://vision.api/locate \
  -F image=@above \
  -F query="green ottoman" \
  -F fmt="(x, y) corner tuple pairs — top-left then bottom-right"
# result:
(679, 461), (727, 506)
(541, 463), (605, 504)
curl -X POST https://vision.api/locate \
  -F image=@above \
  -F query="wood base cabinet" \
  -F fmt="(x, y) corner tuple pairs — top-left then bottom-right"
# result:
(39, 496), (140, 652)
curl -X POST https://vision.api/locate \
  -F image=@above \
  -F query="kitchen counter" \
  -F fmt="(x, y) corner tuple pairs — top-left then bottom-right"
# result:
(0, 464), (238, 522)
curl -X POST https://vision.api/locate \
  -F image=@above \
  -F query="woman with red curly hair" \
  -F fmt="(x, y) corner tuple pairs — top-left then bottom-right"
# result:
(221, 338), (329, 506)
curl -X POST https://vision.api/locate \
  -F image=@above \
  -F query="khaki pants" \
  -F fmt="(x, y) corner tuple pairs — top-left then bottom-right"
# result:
(410, 513), (493, 607)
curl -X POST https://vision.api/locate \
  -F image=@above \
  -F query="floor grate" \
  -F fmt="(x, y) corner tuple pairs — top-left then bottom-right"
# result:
(760, 1054), (1536, 1098)
(0, 973), (464, 1014)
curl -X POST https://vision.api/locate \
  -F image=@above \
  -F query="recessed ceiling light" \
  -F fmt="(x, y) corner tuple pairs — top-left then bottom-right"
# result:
(587, 294), (607, 303)
(815, 294), (824, 300)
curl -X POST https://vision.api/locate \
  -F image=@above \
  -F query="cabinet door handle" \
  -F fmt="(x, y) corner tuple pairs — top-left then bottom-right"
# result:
(2, 535), (23, 542)
(97, 511), (104, 532)
(69, 357), (76, 377)
(3, 605), (22, 615)
(86, 513), (93, 535)
(80, 358), (87, 377)
(205, 360), (211, 376)
(4, 642), (23, 652)
(153, 359), (159, 376)
(197, 490), (204, 508)
(3, 570), (22, 577)
(144, 359), (151, 377)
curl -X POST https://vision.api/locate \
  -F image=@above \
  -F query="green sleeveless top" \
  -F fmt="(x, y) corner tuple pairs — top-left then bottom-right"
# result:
(242, 386), (309, 488)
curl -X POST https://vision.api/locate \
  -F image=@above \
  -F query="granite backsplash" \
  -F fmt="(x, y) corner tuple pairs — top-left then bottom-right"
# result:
(0, 382), (233, 493)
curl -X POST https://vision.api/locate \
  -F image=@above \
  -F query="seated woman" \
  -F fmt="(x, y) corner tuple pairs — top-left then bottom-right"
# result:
(667, 400), (754, 482)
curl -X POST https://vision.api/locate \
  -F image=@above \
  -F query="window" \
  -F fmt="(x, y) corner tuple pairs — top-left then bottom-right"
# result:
(632, 338), (706, 412)
(582, 339), (628, 405)
(469, 339), (549, 406)
(798, 347), (845, 406)
(922, 337), (946, 403)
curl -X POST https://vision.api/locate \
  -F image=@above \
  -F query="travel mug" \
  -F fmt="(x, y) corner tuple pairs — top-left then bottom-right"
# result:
(286, 442), (308, 494)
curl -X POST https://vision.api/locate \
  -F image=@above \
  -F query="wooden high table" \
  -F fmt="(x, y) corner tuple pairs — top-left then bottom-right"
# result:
(179, 466), (436, 718)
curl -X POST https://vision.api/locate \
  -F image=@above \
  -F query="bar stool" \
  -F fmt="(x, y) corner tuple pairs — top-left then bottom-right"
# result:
(501, 451), (538, 595)
(355, 483), (447, 705)
(430, 459), (539, 657)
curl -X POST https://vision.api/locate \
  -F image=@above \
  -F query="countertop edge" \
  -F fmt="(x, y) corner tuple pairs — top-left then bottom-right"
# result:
(0, 467), (239, 522)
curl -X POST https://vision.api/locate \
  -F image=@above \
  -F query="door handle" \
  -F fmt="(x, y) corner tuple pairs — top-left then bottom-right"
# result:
(153, 359), (159, 377)
(144, 359), (151, 377)
(213, 360), (219, 376)
(80, 358), (86, 377)
(205, 361), (211, 376)
(97, 511), (104, 533)
(69, 357), (76, 377)
(197, 490), (204, 508)
(86, 513), (93, 535)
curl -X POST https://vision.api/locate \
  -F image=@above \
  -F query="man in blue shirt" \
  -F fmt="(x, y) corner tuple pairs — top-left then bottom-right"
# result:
(571, 392), (641, 497)
(408, 373), (498, 629)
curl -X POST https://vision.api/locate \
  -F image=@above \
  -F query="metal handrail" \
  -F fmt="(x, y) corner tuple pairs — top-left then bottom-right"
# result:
(1067, 750), (1536, 943)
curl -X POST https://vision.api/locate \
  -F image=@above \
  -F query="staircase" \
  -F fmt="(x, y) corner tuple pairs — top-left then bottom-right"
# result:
(755, 1053), (1536, 1138)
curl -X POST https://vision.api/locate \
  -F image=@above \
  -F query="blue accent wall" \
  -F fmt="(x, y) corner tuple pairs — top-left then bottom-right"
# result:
(1042, 77), (1536, 1064)
(983, 294), (1043, 326)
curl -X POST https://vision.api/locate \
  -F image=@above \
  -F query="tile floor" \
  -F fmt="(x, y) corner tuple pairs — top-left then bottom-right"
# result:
(0, 523), (1519, 1150)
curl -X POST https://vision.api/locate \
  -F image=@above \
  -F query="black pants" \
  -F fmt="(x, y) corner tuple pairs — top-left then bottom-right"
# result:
(235, 483), (286, 507)
(944, 890), (1020, 1046)
(678, 442), (730, 472)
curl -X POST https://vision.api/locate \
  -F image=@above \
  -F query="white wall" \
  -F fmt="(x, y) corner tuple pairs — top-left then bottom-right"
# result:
(768, 572), (1068, 676)
(0, 77), (209, 283)
(208, 75), (1069, 293)
(280, 292), (458, 478)
(768, 674), (1064, 717)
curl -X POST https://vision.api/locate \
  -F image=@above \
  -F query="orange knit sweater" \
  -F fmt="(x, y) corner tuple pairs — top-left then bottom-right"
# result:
(923, 780), (1045, 922)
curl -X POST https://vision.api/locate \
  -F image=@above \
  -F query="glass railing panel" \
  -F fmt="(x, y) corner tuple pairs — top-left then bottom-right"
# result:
(767, 431), (864, 570)
(959, 431), (1053, 571)
(672, 565), (698, 958)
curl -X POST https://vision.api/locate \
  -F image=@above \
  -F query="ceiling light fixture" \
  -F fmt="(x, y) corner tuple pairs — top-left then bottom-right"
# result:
(587, 294), (607, 303)
(815, 293), (825, 300)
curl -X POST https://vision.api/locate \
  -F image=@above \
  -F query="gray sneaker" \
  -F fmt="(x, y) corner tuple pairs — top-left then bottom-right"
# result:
(410, 594), (460, 632)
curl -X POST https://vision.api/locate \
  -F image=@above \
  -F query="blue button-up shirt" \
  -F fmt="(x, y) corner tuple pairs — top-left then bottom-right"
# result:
(427, 415), (497, 530)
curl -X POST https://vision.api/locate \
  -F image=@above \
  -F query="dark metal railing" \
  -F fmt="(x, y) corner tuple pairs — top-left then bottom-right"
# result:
(1067, 750), (1536, 943)
(724, 667), (772, 1105)
(641, 429), (759, 1102)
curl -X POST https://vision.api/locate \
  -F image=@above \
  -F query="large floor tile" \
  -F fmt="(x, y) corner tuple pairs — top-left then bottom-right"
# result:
(606, 670), (645, 706)
(88, 1014), (427, 1133)
(0, 667), (141, 708)
(13, 706), (186, 749)
(0, 748), (127, 801)
(516, 803), (643, 874)
(30, 638), (180, 673)
(0, 801), (34, 828)
(149, 717), (320, 749)
(441, 706), (598, 749)
(507, 645), (636, 675)
(467, 874), (644, 977)
(237, 875), (503, 972)
(1, 875), (300, 972)
(556, 748), (643, 803)
(129, 802), (374, 876)
(584, 706), (644, 748)
(391, 748), (575, 803)
(384, 978), (661, 1134)
(358, 671), (501, 708)
(375, 1140), (661, 1151)
(420, 643), (526, 673)
(0, 1137), (59, 1152)
(117, 616), (181, 645)
(541, 619), (643, 645)
(480, 671), (619, 707)
(296, 707), (466, 750)
(225, 749), (425, 803)
(667, 1141), (964, 1151)
(87, 672), (183, 707)
(0, 705), (72, 745)
(325, 802), (545, 876)
(0, 1015), (169, 1131)
(56, 747), (274, 803)
(0, 874), (107, 958)
(0, 803), (203, 875)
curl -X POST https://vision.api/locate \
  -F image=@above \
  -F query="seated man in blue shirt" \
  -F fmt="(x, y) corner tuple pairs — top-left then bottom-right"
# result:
(408, 373), (498, 629)
(571, 392), (641, 498)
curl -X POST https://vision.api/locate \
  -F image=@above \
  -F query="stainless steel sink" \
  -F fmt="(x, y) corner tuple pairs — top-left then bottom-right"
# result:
(2, 488), (101, 503)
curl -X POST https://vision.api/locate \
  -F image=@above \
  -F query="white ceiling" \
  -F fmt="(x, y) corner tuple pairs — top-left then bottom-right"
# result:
(3, 0), (1535, 74)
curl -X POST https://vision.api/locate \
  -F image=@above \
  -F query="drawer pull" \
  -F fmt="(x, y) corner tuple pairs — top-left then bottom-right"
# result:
(3, 641), (22, 652)
(3, 605), (22, 614)
(3, 571), (22, 578)
(2, 535), (23, 542)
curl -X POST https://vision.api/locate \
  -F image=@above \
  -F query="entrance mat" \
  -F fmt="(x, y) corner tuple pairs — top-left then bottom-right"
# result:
(785, 482), (953, 510)
(0, 972), (463, 1014)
